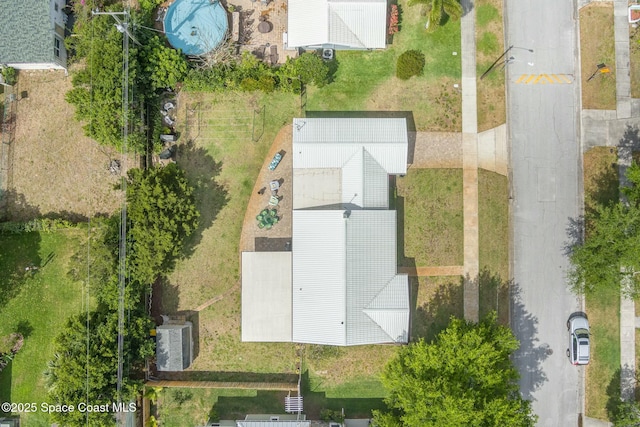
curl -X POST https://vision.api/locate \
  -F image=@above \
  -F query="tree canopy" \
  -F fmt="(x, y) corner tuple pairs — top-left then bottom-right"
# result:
(47, 164), (199, 426)
(373, 313), (536, 427)
(408, 0), (463, 32)
(569, 162), (640, 297)
(126, 163), (199, 285)
(65, 1), (187, 150)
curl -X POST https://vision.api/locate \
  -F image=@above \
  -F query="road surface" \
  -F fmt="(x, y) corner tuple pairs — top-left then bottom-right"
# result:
(505, 0), (584, 425)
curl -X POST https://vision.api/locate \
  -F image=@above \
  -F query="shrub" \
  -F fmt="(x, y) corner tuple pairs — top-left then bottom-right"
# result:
(320, 409), (345, 423)
(396, 50), (425, 80)
(1, 67), (17, 86)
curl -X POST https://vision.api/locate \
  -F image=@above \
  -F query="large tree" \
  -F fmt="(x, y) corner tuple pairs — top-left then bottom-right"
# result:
(45, 309), (154, 427)
(373, 313), (536, 427)
(408, 0), (463, 32)
(125, 163), (199, 285)
(569, 162), (640, 297)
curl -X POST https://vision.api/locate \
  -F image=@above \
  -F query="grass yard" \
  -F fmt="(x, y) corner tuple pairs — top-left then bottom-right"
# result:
(157, 388), (291, 426)
(411, 276), (464, 342)
(580, 3), (617, 110)
(582, 147), (620, 420)
(4, 69), (125, 221)
(306, 0), (462, 131)
(630, 26), (640, 98)
(0, 229), (85, 426)
(165, 91), (299, 374)
(396, 169), (464, 267)
(477, 170), (509, 323)
(585, 288), (620, 420)
(475, 0), (506, 131)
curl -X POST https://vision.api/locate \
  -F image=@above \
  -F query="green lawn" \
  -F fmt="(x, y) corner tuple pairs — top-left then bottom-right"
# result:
(396, 169), (464, 267)
(585, 288), (620, 420)
(0, 229), (85, 426)
(478, 170), (509, 323)
(306, 0), (462, 131)
(581, 147), (621, 420)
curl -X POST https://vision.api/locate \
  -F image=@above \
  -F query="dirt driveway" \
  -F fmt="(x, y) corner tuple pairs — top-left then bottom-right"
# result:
(3, 69), (127, 220)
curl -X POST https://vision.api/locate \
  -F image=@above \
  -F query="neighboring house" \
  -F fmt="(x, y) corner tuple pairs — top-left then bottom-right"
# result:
(285, 0), (387, 50)
(155, 321), (193, 371)
(0, 0), (68, 70)
(0, 417), (20, 427)
(215, 414), (310, 427)
(242, 118), (410, 346)
(213, 415), (369, 427)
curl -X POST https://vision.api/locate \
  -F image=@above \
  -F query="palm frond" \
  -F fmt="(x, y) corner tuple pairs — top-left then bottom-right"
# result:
(429, 0), (443, 29)
(443, 0), (463, 20)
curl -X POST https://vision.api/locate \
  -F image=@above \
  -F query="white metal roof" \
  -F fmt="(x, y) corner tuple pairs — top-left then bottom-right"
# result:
(287, 0), (387, 49)
(292, 210), (409, 345)
(292, 118), (408, 174)
(241, 252), (293, 342)
(292, 210), (347, 345)
(237, 422), (310, 427)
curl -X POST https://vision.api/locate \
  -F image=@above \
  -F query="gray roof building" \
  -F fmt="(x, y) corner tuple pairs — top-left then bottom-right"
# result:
(156, 322), (193, 371)
(0, 0), (68, 69)
(241, 118), (409, 346)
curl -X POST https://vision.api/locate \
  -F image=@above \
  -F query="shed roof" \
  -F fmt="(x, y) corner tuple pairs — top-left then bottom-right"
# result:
(0, 0), (59, 66)
(156, 323), (193, 371)
(241, 252), (293, 342)
(287, 0), (387, 49)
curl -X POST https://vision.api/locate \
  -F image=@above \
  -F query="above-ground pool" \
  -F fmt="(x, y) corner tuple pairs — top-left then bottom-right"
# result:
(164, 0), (228, 56)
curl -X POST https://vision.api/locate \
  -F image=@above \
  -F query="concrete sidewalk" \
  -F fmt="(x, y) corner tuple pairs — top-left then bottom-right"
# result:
(461, 0), (480, 322)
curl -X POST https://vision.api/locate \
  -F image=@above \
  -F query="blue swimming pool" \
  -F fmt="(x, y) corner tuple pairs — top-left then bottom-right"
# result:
(164, 0), (228, 56)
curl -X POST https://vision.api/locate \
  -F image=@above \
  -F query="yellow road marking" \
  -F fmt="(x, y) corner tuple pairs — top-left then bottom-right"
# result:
(515, 74), (572, 84)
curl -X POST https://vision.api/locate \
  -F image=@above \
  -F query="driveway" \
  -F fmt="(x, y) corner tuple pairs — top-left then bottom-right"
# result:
(505, 0), (584, 425)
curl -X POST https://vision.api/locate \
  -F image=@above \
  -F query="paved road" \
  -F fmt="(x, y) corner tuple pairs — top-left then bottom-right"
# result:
(505, 0), (584, 425)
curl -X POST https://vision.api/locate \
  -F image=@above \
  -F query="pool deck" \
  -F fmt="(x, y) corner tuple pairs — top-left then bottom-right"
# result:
(158, 0), (295, 64)
(224, 0), (295, 64)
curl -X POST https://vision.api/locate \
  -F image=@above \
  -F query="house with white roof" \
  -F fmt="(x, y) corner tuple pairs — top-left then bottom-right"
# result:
(285, 0), (387, 50)
(241, 117), (410, 346)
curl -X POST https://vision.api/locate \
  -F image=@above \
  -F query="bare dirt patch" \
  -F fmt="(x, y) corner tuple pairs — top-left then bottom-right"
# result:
(580, 3), (616, 110)
(4, 69), (125, 220)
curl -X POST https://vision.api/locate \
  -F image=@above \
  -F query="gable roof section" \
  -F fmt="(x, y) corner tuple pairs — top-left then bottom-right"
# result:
(237, 422), (310, 427)
(292, 118), (408, 175)
(0, 0), (57, 66)
(287, 0), (387, 49)
(156, 324), (192, 371)
(292, 210), (409, 345)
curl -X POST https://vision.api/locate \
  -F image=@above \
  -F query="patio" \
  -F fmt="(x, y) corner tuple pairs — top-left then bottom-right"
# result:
(224, 0), (295, 64)
(239, 125), (293, 253)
